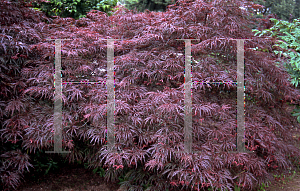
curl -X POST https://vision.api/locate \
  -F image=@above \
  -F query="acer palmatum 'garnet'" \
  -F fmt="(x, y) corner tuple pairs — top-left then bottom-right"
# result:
(1, 0), (300, 191)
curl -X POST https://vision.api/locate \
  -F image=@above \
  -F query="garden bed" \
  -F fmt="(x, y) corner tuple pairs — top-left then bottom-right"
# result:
(15, 164), (120, 191)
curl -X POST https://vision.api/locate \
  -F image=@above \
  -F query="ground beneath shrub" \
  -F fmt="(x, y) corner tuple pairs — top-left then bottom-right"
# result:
(265, 128), (300, 191)
(264, 172), (300, 191)
(15, 164), (300, 191)
(15, 126), (300, 191)
(15, 165), (121, 191)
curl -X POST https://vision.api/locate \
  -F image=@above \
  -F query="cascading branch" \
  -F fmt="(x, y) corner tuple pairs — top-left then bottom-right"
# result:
(0, 0), (300, 190)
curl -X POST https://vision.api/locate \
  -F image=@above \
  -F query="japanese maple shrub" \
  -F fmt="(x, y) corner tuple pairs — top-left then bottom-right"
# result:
(1, 0), (300, 191)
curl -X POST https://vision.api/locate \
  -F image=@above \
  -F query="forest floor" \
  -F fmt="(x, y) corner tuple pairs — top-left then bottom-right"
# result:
(264, 128), (300, 191)
(265, 171), (300, 191)
(15, 164), (121, 191)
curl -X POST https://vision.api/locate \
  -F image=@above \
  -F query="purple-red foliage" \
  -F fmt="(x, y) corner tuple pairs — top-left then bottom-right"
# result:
(256, 13), (279, 31)
(1, 0), (300, 190)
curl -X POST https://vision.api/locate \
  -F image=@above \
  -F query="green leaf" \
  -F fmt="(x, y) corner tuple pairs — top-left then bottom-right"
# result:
(269, 18), (278, 24)
(93, 167), (98, 174)
(292, 112), (300, 116)
(295, 59), (300, 68)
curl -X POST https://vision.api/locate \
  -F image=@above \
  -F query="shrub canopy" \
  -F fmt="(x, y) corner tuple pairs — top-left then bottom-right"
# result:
(1, 0), (300, 190)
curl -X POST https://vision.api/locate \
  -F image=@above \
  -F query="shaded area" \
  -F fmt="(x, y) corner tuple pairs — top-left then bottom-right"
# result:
(15, 163), (120, 191)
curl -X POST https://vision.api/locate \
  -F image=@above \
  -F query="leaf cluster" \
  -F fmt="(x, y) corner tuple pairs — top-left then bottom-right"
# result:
(30, 0), (119, 19)
(1, 0), (300, 191)
(253, 17), (300, 123)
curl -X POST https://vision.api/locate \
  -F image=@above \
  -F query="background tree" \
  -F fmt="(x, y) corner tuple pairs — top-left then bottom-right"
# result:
(13, 0), (119, 19)
(252, 0), (299, 21)
(120, 0), (177, 12)
(295, 0), (300, 19)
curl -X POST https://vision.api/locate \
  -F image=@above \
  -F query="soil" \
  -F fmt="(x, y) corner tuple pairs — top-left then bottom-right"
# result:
(15, 164), (121, 191)
(265, 172), (300, 191)
(264, 126), (300, 191)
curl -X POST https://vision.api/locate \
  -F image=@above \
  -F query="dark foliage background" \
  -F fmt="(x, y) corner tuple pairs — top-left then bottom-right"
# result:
(8, 0), (120, 19)
(1, 0), (300, 190)
(30, 0), (119, 19)
(252, 0), (300, 22)
(120, 0), (178, 13)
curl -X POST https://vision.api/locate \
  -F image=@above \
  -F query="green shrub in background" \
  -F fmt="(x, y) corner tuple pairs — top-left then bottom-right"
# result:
(253, 18), (300, 88)
(31, 0), (118, 19)
(121, 0), (177, 13)
(253, 18), (300, 123)
(292, 106), (300, 123)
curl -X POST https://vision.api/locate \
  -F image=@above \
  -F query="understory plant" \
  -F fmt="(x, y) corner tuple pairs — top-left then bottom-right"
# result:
(253, 18), (300, 123)
(1, 0), (300, 191)
(253, 18), (300, 88)
(14, 0), (119, 19)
